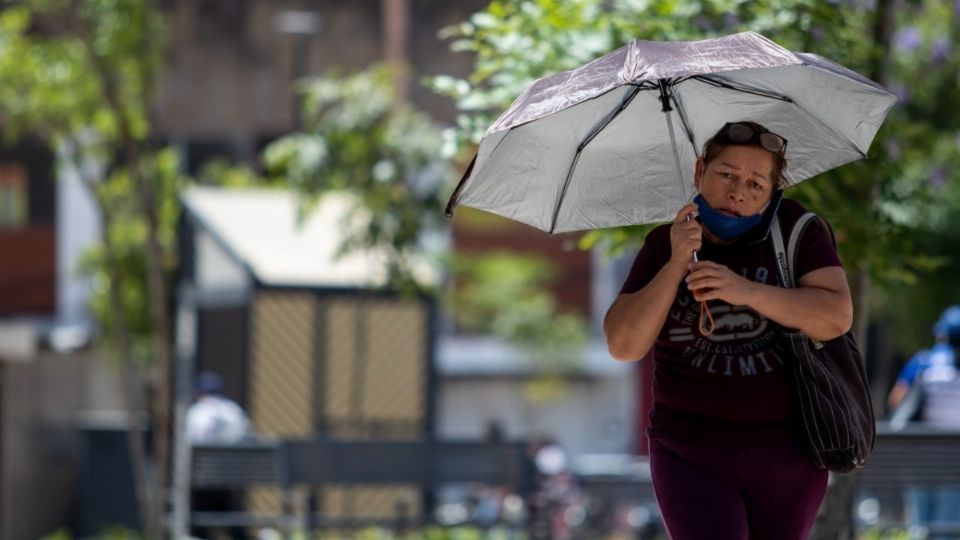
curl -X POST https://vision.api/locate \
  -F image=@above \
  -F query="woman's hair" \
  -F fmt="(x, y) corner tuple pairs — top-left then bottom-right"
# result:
(701, 121), (788, 188)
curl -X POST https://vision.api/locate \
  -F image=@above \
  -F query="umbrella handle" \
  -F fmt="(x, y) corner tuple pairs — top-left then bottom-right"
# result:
(698, 299), (715, 336)
(685, 214), (716, 336)
(687, 214), (716, 336)
(693, 251), (715, 335)
(689, 250), (716, 335)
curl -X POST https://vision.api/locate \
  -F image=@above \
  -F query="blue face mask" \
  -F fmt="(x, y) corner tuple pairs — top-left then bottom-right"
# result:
(693, 194), (763, 240)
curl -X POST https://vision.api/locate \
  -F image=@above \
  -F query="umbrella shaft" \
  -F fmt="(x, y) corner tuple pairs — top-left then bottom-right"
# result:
(657, 79), (673, 112)
(684, 212), (699, 263)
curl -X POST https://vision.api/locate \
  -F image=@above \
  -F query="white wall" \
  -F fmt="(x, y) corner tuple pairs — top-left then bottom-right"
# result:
(435, 371), (635, 457)
(590, 245), (637, 336)
(195, 228), (252, 298)
(56, 155), (101, 324)
(1, 350), (124, 540)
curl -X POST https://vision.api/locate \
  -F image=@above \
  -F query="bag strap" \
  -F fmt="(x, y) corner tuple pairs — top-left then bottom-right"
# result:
(787, 213), (818, 283)
(771, 212), (817, 289)
(772, 211), (827, 348)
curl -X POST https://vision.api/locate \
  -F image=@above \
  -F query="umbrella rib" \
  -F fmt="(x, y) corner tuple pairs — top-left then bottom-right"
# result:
(691, 75), (867, 161)
(788, 101), (868, 161)
(444, 154), (477, 218)
(548, 85), (646, 234)
(669, 88), (699, 160)
(627, 80), (659, 91)
(657, 79), (691, 203)
(692, 75), (794, 103)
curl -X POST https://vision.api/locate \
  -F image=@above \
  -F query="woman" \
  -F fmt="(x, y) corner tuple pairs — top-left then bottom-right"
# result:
(603, 121), (853, 540)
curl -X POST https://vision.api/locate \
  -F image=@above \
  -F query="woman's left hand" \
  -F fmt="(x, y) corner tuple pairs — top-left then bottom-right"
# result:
(685, 261), (757, 306)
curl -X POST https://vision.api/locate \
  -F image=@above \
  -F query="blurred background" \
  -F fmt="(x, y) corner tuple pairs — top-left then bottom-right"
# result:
(0, 0), (958, 539)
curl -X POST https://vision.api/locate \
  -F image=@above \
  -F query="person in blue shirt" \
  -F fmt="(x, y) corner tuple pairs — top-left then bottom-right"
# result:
(887, 305), (960, 537)
(888, 306), (960, 412)
(888, 343), (958, 412)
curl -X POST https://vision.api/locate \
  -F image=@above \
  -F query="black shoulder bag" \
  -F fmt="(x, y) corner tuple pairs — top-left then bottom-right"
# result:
(770, 212), (875, 474)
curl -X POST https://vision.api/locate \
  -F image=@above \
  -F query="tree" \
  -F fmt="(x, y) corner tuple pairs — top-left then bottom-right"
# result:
(866, 0), (960, 354)
(264, 64), (591, 393)
(0, 1), (180, 536)
(428, 0), (942, 293)
(429, 1), (960, 537)
(264, 65), (453, 294)
(430, 0), (960, 352)
(449, 250), (588, 401)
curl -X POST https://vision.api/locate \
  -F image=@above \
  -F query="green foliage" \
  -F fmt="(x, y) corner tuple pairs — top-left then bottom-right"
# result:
(265, 65), (591, 380)
(429, 0), (960, 354)
(39, 528), (71, 540)
(449, 250), (588, 400)
(451, 252), (586, 348)
(0, 0), (164, 148)
(281, 526), (532, 540)
(0, 2), (186, 536)
(0, 0), (176, 362)
(196, 158), (271, 188)
(856, 527), (910, 540)
(40, 526), (147, 540)
(427, 0), (615, 154)
(426, 0), (871, 161)
(78, 149), (183, 363)
(265, 65), (454, 293)
(860, 0), (960, 349)
(420, 527), (529, 540)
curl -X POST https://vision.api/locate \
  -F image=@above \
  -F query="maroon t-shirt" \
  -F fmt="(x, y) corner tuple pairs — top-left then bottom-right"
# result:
(619, 199), (843, 445)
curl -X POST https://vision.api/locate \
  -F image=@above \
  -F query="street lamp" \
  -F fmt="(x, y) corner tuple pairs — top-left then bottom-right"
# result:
(273, 10), (323, 130)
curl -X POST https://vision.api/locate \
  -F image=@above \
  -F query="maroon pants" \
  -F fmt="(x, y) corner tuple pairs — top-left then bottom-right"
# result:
(649, 437), (828, 540)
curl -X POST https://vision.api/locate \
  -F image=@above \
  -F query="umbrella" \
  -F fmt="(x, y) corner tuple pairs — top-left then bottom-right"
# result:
(444, 31), (897, 234)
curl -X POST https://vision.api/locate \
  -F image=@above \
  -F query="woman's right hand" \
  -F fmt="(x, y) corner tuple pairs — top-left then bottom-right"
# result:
(668, 203), (702, 268)
(605, 203), (702, 360)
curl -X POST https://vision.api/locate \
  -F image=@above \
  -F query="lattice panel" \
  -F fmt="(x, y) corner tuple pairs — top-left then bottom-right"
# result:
(243, 292), (431, 522)
(322, 301), (358, 424)
(364, 302), (426, 420)
(318, 298), (428, 438)
(319, 485), (422, 521)
(249, 291), (315, 436)
(248, 291), (316, 516)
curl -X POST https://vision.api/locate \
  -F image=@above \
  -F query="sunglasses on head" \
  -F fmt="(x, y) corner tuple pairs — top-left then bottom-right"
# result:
(719, 122), (787, 154)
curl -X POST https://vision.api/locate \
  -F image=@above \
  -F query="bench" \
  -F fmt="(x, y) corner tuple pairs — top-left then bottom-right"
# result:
(186, 438), (532, 533)
(571, 454), (659, 535)
(855, 421), (960, 535)
(189, 440), (284, 529)
(281, 439), (533, 531)
(574, 454), (655, 504)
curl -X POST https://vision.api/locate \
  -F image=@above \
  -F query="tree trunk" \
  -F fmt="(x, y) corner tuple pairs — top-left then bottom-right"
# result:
(136, 168), (173, 539)
(79, 16), (174, 534)
(808, 3), (896, 539)
(808, 271), (871, 540)
(381, 0), (410, 101)
(71, 147), (157, 538)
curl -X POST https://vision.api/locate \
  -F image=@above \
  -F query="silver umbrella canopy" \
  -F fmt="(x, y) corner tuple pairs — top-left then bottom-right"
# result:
(445, 31), (898, 234)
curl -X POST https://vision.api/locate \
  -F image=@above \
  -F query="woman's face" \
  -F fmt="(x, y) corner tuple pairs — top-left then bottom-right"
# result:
(694, 145), (776, 217)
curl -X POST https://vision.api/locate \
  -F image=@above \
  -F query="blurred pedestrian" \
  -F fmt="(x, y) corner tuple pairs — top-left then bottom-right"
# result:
(888, 306), (960, 423)
(187, 371), (250, 540)
(186, 371), (250, 444)
(887, 305), (960, 537)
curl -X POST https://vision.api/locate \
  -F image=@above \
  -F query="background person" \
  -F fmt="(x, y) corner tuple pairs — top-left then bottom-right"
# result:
(186, 371), (250, 445)
(887, 306), (960, 537)
(186, 371), (251, 540)
(888, 305), (960, 418)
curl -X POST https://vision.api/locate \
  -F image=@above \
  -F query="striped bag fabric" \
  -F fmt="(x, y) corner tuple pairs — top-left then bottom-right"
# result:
(770, 212), (876, 474)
